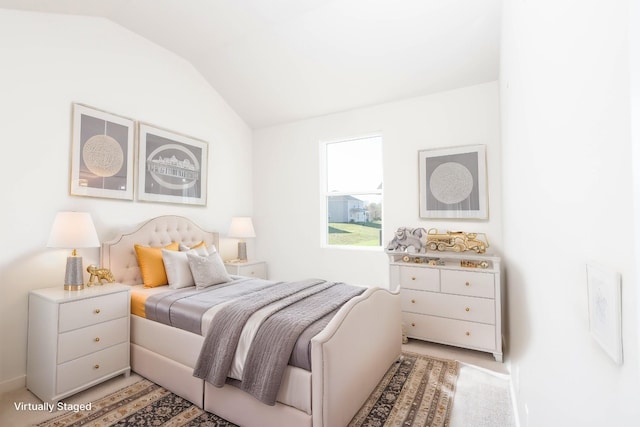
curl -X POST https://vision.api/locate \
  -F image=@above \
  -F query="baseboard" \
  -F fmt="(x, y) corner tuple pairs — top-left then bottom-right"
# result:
(0, 374), (26, 393)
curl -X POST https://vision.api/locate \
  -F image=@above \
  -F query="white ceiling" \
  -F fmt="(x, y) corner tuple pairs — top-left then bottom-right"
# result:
(0, 0), (501, 128)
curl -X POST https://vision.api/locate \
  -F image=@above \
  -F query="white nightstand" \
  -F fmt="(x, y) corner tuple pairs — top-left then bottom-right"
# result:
(27, 283), (131, 404)
(224, 260), (267, 279)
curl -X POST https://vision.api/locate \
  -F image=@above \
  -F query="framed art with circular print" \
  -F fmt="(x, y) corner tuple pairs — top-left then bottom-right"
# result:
(418, 144), (488, 219)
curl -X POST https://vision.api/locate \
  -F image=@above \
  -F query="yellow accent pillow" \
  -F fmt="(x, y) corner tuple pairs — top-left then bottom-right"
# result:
(191, 240), (206, 249)
(134, 242), (180, 288)
(179, 240), (207, 252)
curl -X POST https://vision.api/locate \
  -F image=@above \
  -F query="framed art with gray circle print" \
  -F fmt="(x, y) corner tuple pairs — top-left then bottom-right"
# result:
(419, 145), (487, 219)
(70, 103), (135, 200)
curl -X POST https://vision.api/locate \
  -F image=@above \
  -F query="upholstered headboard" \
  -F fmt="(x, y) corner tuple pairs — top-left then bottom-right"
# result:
(101, 215), (219, 285)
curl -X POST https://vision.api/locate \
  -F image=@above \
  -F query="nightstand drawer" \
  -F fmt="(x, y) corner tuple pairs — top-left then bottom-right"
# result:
(59, 292), (128, 332)
(440, 269), (495, 298)
(401, 289), (495, 324)
(225, 261), (267, 279)
(57, 342), (128, 394)
(58, 317), (128, 363)
(240, 263), (266, 279)
(403, 312), (496, 351)
(399, 266), (439, 291)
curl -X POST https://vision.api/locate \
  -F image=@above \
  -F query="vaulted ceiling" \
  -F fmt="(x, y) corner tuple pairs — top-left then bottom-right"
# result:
(0, 0), (501, 128)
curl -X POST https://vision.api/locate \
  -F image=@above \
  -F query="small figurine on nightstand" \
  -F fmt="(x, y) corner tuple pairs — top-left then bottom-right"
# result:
(86, 265), (115, 286)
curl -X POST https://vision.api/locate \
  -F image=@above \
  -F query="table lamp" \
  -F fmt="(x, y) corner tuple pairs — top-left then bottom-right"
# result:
(228, 217), (255, 262)
(47, 212), (100, 290)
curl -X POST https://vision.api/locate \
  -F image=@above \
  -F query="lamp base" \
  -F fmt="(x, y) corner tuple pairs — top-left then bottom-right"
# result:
(237, 241), (247, 262)
(64, 256), (84, 291)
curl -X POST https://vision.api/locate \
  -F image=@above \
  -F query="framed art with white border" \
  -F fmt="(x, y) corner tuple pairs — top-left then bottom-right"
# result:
(587, 263), (623, 364)
(70, 103), (135, 200)
(137, 123), (208, 206)
(419, 145), (487, 219)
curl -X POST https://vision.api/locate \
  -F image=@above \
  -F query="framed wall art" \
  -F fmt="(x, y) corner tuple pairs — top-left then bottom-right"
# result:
(70, 103), (135, 200)
(587, 263), (623, 364)
(419, 145), (488, 219)
(137, 123), (208, 206)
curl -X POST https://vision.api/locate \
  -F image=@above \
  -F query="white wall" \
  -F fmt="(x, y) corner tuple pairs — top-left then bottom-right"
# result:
(501, 1), (639, 425)
(253, 82), (501, 286)
(0, 10), (253, 391)
(631, 0), (640, 379)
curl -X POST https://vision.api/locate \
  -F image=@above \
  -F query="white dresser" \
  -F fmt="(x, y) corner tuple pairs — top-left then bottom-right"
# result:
(389, 252), (503, 362)
(27, 284), (131, 404)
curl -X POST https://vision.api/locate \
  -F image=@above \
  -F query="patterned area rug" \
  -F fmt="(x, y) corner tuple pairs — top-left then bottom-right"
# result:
(350, 352), (458, 427)
(36, 380), (235, 427)
(38, 352), (458, 427)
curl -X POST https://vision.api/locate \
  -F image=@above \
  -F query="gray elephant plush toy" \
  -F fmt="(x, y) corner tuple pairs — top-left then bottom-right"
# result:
(386, 227), (427, 253)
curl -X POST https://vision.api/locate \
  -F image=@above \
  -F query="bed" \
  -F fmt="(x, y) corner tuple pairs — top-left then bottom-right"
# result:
(101, 215), (401, 427)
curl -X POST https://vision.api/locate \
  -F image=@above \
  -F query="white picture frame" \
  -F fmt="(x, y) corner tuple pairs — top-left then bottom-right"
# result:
(70, 103), (135, 200)
(418, 145), (488, 219)
(586, 263), (623, 364)
(137, 123), (208, 206)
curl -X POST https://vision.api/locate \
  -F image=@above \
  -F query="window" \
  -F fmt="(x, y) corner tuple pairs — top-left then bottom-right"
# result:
(321, 135), (383, 248)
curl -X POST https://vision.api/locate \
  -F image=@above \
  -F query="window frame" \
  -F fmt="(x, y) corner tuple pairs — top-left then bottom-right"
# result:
(319, 133), (383, 250)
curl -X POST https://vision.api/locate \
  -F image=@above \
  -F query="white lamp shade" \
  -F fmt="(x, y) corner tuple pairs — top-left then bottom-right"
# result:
(47, 212), (100, 249)
(228, 217), (256, 239)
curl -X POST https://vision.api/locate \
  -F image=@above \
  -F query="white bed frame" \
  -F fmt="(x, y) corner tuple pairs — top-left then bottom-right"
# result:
(101, 215), (401, 427)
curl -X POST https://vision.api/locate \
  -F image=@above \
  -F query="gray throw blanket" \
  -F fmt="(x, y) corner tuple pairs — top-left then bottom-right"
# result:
(193, 279), (365, 405)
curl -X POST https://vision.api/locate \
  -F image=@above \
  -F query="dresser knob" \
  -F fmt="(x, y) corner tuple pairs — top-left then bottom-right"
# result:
(465, 307), (470, 312)
(411, 322), (416, 327)
(465, 282), (470, 287)
(411, 299), (416, 304)
(411, 277), (416, 281)
(94, 309), (101, 314)
(94, 364), (100, 369)
(94, 337), (100, 342)
(465, 331), (470, 336)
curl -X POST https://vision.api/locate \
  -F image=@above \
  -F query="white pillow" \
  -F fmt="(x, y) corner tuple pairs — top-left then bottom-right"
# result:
(179, 243), (218, 256)
(187, 251), (232, 289)
(179, 243), (210, 255)
(162, 249), (195, 289)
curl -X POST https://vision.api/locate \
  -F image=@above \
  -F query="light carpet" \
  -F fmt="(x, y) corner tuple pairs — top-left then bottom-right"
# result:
(449, 363), (515, 427)
(38, 352), (458, 427)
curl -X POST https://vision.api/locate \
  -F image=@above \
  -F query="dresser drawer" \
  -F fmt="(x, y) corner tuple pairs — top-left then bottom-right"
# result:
(399, 266), (439, 291)
(441, 269), (495, 298)
(403, 312), (497, 351)
(401, 289), (495, 324)
(59, 292), (128, 332)
(57, 342), (128, 394)
(58, 317), (128, 363)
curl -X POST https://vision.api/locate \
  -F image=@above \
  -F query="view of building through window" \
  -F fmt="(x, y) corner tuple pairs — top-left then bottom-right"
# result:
(322, 135), (383, 247)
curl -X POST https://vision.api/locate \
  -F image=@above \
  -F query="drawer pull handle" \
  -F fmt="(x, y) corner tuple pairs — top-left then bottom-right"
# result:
(411, 299), (416, 304)
(465, 307), (470, 312)
(411, 322), (416, 327)
(411, 277), (416, 281)
(465, 331), (470, 336)
(465, 282), (470, 287)
(94, 337), (100, 342)
(94, 309), (101, 314)
(94, 364), (100, 369)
